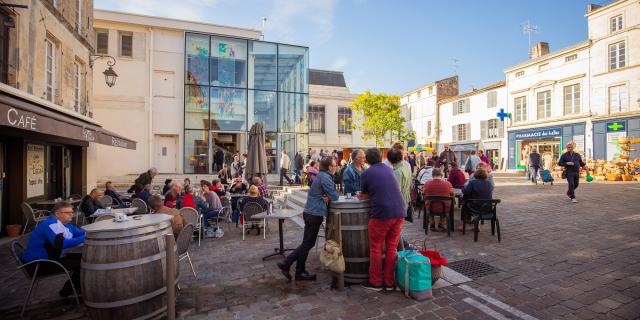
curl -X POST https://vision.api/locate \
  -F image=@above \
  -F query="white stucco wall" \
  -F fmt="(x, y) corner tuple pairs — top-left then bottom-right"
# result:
(401, 84), (438, 146)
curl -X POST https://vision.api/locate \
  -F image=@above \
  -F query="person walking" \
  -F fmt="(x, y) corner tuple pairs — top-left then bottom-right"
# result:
(214, 148), (224, 172)
(528, 149), (542, 185)
(343, 149), (365, 195)
(127, 167), (158, 193)
(439, 145), (457, 177)
(279, 150), (294, 186)
(558, 143), (587, 203)
(277, 157), (340, 281)
(358, 148), (406, 291)
(464, 150), (482, 176)
(294, 151), (304, 184)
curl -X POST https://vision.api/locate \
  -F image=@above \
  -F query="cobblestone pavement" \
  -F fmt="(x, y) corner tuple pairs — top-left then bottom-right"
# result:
(0, 173), (639, 319)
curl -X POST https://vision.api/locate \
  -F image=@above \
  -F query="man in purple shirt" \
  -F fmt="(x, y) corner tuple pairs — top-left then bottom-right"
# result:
(357, 148), (406, 291)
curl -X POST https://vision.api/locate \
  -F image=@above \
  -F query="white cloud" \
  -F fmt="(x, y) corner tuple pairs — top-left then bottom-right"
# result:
(265, 0), (336, 45)
(330, 56), (349, 71)
(96, 0), (225, 22)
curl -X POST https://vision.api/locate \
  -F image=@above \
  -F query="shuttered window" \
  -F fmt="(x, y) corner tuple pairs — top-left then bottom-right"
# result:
(563, 84), (580, 115)
(487, 91), (497, 108)
(455, 124), (468, 142)
(537, 90), (551, 119)
(120, 32), (133, 57)
(514, 96), (527, 122)
(96, 30), (108, 55)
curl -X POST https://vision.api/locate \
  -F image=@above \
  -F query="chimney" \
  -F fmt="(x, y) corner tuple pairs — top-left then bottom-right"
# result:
(588, 3), (602, 13)
(530, 42), (550, 59)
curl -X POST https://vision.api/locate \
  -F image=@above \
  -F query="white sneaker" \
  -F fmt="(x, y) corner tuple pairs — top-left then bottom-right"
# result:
(571, 198), (577, 203)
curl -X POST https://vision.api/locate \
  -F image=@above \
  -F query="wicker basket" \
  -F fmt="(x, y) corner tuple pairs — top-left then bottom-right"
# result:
(412, 240), (446, 285)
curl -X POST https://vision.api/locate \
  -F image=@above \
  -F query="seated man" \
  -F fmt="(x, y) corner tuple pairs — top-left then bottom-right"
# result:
(201, 181), (223, 228)
(229, 174), (248, 194)
(104, 181), (125, 207)
(416, 160), (435, 185)
(164, 183), (182, 208)
(149, 195), (184, 236)
(211, 179), (226, 198)
(80, 188), (104, 219)
(22, 201), (85, 297)
(239, 185), (269, 212)
(447, 162), (466, 189)
(423, 168), (453, 232)
(251, 177), (269, 198)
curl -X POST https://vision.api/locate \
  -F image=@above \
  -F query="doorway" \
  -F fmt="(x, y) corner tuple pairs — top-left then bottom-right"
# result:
(155, 135), (178, 173)
(48, 145), (63, 199)
(486, 149), (500, 170)
(211, 131), (247, 172)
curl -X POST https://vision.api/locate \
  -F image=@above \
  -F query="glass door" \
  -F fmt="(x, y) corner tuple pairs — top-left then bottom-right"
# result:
(279, 134), (296, 174)
(210, 131), (247, 174)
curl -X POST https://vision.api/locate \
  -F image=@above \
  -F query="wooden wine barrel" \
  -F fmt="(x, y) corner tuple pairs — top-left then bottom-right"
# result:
(328, 197), (372, 284)
(81, 214), (178, 320)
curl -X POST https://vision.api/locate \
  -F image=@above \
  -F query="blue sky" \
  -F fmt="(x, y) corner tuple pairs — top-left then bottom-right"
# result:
(95, 0), (598, 95)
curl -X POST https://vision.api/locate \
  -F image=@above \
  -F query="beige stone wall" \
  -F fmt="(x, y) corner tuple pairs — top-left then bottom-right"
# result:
(10, 0), (94, 115)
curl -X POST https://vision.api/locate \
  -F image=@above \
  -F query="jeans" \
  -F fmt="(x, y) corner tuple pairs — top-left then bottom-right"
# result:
(283, 213), (324, 273)
(368, 217), (404, 287)
(566, 172), (580, 199)
(203, 209), (222, 227)
(294, 169), (302, 184)
(530, 166), (539, 184)
(280, 168), (293, 185)
(524, 165), (530, 180)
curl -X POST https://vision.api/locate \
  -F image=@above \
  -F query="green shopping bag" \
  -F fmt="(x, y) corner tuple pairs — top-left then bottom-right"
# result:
(395, 250), (432, 300)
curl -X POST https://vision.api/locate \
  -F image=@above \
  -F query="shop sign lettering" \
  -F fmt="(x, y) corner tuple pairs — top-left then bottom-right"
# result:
(7, 108), (38, 130)
(112, 137), (128, 149)
(83, 129), (96, 141)
(514, 128), (562, 140)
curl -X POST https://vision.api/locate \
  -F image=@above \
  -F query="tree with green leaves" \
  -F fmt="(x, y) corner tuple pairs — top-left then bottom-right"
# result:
(345, 91), (415, 147)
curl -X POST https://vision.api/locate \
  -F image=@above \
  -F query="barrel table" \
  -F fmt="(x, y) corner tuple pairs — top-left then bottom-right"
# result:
(81, 214), (178, 320)
(327, 196), (372, 284)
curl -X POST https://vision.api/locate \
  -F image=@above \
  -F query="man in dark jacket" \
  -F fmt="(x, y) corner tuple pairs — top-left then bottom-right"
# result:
(557, 143), (587, 203)
(294, 152), (304, 184)
(439, 145), (457, 177)
(214, 148), (224, 172)
(81, 189), (104, 219)
(128, 168), (158, 193)
(528, 149), (542, 185)
(104, 181), (125, 207)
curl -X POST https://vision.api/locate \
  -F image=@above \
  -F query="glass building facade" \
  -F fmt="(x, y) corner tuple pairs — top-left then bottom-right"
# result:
(184, 32), (309, 173)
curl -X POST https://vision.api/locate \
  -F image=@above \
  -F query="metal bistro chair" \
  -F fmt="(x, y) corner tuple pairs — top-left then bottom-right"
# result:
(98, 195), (114, 207)
(11, 238), (80, 317)
(216, 197), (233, 230)
(177, 224), (197, 278)
(21, 203), (49, 235)
(423, 195), (455, 237)
(241, 202), (267, 241)
(130, 198), (148, 214)
(179, 207), (202, 247)
(414, 183), (426, 219)
(462, 199), (502, 242)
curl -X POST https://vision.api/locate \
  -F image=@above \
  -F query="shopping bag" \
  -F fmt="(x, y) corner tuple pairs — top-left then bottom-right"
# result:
(319, 240), (345, 273)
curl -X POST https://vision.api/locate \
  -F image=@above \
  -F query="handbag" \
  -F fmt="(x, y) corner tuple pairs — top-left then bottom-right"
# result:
(319, 239), (345, 273)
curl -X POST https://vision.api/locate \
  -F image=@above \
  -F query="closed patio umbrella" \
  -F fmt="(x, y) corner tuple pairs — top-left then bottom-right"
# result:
(245, 122), (268, 184)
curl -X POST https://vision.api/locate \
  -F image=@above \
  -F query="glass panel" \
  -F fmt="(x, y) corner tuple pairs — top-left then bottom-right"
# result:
(249, 41), (277, 91)
(297, 134), (308, 160)
(210, 87), (247, 131)
(185, 85), (209, 129)
(185, 33), (210, 85)
(278, 45), (308, 93)
(278, 93), (308, 133)
(210, 36), (247, 88)
(280, 133), (297, 172)
(265, 132), (278, 174)
(184, 130), (209, 174)
(248, 90), (277, 132)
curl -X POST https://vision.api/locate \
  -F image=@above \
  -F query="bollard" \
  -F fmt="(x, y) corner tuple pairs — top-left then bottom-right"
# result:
(165, 234), (176, 320)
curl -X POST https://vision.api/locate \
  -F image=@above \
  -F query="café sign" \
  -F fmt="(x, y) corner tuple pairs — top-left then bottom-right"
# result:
(514, 127), (562, 140)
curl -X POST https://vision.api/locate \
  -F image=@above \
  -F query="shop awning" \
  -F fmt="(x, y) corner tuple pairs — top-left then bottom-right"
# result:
(0, 85), (136, 150)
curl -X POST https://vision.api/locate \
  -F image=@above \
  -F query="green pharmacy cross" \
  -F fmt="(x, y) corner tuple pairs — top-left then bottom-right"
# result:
(608, 122), (624, 131)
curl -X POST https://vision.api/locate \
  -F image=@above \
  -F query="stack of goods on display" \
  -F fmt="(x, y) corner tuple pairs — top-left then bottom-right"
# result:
(589, 137), (640, 181)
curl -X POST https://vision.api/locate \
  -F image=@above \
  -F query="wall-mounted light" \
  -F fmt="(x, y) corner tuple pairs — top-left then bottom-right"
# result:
(90, 55), (118, 88)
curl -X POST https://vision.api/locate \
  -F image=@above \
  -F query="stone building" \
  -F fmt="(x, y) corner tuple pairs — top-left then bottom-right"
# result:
(0, 1), (134, 233)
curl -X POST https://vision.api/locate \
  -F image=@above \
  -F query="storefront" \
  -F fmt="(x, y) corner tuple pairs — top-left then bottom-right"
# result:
(0, 86), (135, 235)
(593, 116), (640, 161)
(508, 122), (586, 170)
(183, 32), (309, 174)
(481, 141), (503, 170)
(450, 142), (478, 166)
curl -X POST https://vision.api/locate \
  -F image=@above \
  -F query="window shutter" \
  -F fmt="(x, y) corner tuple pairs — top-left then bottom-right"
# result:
(453, 103), (458, 116)
(466, 123), (471, 141)
(452, 125), (457, 142)
(498, 119), (505, 138)
(481, 120), (487, 140)
(465, 98), (471, 113)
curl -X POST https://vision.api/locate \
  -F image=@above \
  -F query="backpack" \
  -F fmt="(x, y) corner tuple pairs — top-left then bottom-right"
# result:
(396, 250), (432, 300)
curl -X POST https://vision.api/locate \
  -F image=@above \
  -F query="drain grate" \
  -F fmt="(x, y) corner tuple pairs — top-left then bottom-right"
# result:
(446, 259), (499, 279)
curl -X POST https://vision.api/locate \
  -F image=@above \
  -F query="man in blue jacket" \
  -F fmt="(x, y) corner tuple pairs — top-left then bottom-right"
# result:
(557, 143), (587, 203)
(22, 201), (85, 297)
(343, 149), (365, 195)
(528, 149), (542, 185)
(278, 156), (340, 281)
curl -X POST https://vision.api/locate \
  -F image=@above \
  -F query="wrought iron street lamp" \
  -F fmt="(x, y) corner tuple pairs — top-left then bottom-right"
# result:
(90, 55), (118, 87)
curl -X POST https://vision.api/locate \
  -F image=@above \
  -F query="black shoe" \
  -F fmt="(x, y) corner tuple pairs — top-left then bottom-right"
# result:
(276, 262), (291, 281)
(58, 282), (78, 297)
(429, 225), (437, 231)
(361, 281), (383, 291)
(295, 271), (316, 281)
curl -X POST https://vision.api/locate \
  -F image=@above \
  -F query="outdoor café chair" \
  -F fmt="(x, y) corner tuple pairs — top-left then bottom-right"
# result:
(130, 198), (148, 214)
(241, 202), (267, 241)
(21, 203), (49, 235)
(179, 207), (202, 247)
(98, 195), (113, 207)
(94, 214), (115, 222)
(216, 197), (233, 229)
(10, 237), (80, 317)
(462, 199), (502, 242)
(423, 195), (455, 237)
(414, 183), (425, 219)
(177, 223), (197, 278)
